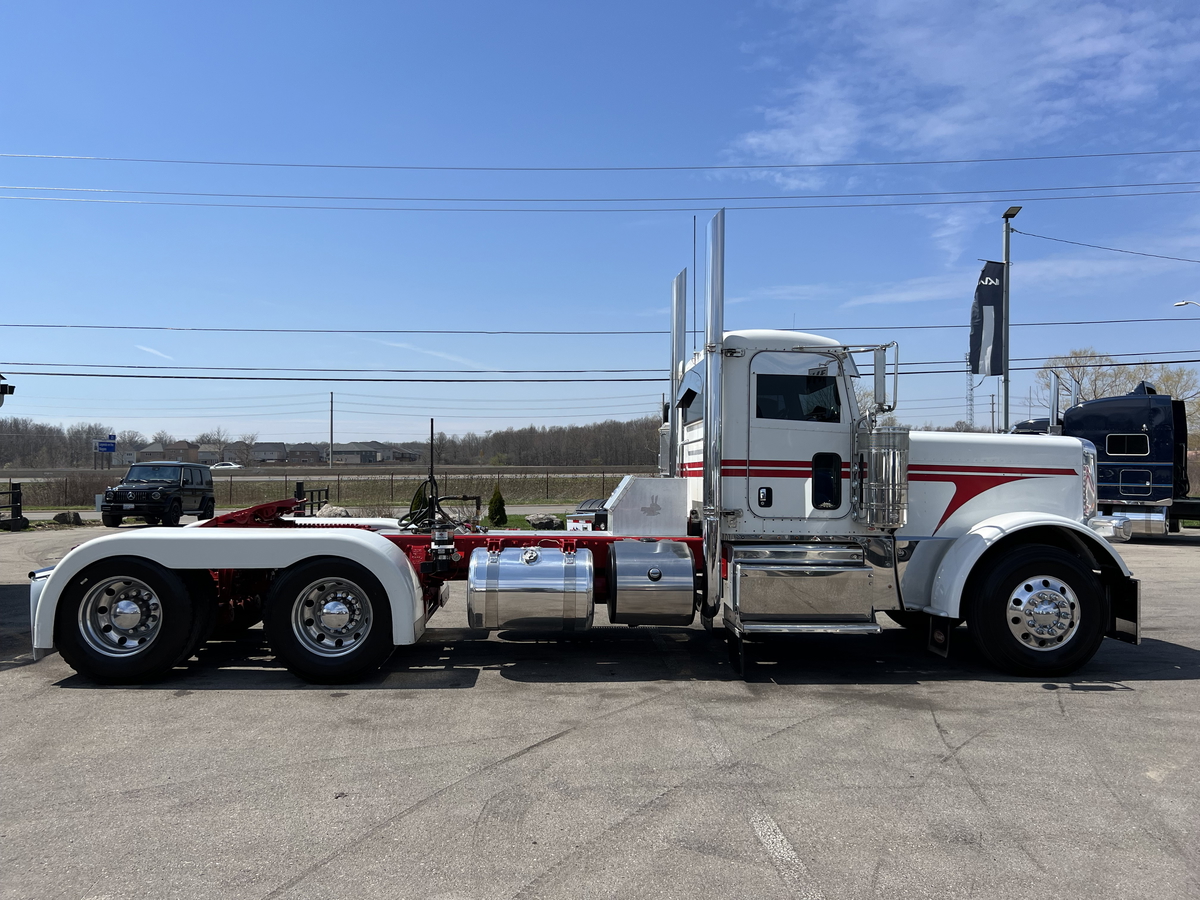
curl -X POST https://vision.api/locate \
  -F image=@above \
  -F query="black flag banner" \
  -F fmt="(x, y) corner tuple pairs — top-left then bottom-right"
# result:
(969, 260), (1005, 376)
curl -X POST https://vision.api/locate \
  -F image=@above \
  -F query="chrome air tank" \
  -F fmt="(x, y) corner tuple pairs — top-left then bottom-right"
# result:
(467, 546), (594, 631)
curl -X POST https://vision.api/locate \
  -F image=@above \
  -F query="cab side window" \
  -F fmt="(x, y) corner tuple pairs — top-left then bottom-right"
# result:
(182, 468), (194, 486)
(199, 468), (212, 487)
(756, 373), (841, 423)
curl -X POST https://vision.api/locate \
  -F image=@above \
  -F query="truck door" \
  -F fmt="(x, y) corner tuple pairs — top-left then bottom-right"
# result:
(747, 351), (852, 520)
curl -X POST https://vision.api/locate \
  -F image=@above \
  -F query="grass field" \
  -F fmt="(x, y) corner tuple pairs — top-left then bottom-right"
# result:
(9, 471), (633, 512)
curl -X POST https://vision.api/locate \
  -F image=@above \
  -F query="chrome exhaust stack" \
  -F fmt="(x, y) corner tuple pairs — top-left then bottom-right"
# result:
(702, 209), (725, 618)
(668, 268), (688, 479)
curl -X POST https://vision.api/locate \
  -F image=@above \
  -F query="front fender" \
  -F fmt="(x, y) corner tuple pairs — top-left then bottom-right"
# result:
(32, 528), (423, 652)
(928, 512), (1133, 618)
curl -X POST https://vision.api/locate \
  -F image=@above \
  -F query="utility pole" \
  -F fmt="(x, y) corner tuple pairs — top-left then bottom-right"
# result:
(329, 392), (334, 469)
(964, 353), (974, 429)
(990, 394), (996, 433)
(1001, 206), (1021, 431)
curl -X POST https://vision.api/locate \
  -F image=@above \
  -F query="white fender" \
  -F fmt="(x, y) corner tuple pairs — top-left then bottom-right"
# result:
(32, 528), (423, 651)
(928, 512), (1133, 618)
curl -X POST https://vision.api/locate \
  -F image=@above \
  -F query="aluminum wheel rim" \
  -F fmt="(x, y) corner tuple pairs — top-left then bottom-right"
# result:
(1007, 575), (1080, 652)
(78, 576), (164, 657)
(290, 577), (373, 657)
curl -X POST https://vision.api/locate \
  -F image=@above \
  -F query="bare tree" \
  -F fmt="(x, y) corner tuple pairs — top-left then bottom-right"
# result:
(150, 429), (175, 446)
(194, 426), (230, 457)
(236, 432), (259, 467)
(1038, 348), (1200, 432)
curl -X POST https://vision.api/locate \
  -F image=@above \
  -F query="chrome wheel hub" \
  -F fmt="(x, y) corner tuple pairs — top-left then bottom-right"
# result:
(291, 578), (373, 657)
(78, 577), (163, 657)
(1007, 575), (1079, 652)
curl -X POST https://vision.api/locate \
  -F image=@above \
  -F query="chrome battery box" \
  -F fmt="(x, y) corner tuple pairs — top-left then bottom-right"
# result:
(607, 539), (696, 626)
(467, 546), (594, 631)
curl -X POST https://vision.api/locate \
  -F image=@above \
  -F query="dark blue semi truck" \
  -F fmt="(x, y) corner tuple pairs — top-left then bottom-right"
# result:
(1015, 382), (1199, 535)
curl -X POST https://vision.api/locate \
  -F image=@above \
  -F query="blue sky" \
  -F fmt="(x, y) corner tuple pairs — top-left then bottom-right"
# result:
(3, 0), (1200, 443)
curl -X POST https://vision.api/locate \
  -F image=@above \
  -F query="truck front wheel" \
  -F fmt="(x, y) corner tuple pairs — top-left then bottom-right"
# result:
(264, 559), (394, 683)
(966, 545), (1108, 677)
(55, 558), (198, 683)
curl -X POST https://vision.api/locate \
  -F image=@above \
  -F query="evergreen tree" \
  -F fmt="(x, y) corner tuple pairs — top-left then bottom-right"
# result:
(488, 484), (507, 526)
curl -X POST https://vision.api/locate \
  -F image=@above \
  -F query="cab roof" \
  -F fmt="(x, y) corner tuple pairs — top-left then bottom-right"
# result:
(723, 330), (844, 351)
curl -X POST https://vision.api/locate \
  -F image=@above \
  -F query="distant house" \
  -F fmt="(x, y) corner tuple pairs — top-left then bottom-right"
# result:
(223, 441), (246, 463)
(197, 444), (221, 465)
(287, 442), (322, 465)
(365, 441), (395, 462)
(331, 442), (378, 465)
(253, 441), (288, 464)
(165, 441), (200, 463)
(135, 442), (166, 462)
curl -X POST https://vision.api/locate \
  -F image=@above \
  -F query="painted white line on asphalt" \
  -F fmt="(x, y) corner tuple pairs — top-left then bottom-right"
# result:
(749, 810), (825, 900)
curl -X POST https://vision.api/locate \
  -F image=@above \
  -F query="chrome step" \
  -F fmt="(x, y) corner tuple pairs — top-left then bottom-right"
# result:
(739, 622), (881, 635)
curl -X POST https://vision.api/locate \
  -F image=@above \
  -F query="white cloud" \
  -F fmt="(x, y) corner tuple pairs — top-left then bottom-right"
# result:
(369, 339), (481, 369)
(841, 272), (971, 307)
(734, 1), (1200, 162)
(136, 345), (173, 360)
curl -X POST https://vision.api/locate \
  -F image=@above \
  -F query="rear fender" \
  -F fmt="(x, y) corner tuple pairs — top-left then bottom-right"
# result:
(929, 512), (1133, 620)
(32, 529), (423, 652)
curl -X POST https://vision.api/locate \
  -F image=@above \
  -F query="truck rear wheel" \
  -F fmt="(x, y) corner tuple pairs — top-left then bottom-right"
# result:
(263, 559), (394, 683)
(966, 545), (1108, 677)
(55, 558), (199, 683)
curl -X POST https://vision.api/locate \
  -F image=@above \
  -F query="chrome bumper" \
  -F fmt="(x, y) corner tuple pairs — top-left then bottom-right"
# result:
(1088, 515), (1132, 543)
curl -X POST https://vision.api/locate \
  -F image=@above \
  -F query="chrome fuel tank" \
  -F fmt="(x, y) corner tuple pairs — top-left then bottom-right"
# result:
(467, 546), (594, 631)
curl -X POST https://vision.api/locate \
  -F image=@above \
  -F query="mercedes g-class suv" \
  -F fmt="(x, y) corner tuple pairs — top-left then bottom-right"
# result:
(100, 461), (216, 527)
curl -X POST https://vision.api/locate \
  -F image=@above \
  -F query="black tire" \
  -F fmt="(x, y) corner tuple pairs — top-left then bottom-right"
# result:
(966, 545), (1108, 677)
(161, 502), (182, 527)
(263, 558), (394, 683)
(55, 557), (198, 684)
(726, 628), (748, 677)
(198, 498), (216, 521)
(101, 514), (122, 528)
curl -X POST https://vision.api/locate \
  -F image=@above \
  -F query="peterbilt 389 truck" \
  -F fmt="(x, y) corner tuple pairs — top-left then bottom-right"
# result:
(29, 211), (1139, 684)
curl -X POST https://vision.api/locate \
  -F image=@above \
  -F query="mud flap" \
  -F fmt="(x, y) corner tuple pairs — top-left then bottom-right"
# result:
(927, 615), (954, 658)
(1106, 577), (1140, 645)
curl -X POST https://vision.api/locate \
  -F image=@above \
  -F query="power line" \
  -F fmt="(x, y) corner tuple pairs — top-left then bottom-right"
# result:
(1012, 228), (1200, 264)
(0, 323), (665, 336)
(7, 186), (1200, 213)
(0, 360), (666, 375)
(2, 316), (1195, 337)
(5, 371), (667, 383)
(5, 178), (1200, 204)
(5, 147), (1199, 172)
(8, 347), (1194, 379)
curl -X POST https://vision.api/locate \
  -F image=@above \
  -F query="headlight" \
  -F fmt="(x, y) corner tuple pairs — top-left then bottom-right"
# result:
(1081, 440), (1098, 519)
(151, 491), (161, 500)
(105, 491), (114, 501)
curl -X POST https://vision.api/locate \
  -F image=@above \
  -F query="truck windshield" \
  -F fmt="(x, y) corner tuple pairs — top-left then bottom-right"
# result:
(125, 466), (182, 484)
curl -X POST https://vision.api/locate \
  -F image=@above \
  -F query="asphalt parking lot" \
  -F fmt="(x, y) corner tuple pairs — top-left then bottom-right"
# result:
(2, 528), (1198, 900)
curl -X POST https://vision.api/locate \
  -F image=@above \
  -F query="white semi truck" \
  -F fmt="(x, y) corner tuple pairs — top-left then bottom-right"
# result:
(29, 211), (1139, 683)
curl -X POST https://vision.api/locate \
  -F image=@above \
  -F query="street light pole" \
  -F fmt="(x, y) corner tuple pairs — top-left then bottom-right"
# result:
(1001, 206), (1022, 431)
